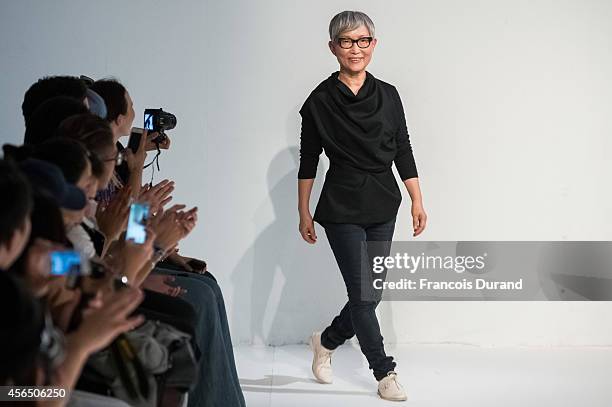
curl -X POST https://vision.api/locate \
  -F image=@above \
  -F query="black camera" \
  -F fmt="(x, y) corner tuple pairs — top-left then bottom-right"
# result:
(144, 108), (176, 144)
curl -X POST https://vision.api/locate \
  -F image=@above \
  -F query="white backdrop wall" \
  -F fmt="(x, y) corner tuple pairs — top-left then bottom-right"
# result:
(1, 0), (611, 347)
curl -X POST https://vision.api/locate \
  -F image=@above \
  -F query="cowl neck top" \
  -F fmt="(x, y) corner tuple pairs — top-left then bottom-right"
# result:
(298, 71), (418, 224)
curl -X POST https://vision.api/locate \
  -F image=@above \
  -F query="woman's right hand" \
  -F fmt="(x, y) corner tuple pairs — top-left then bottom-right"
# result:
(299, 213), (317, 244)
(70, 287), (145, 355)
(124, 129), (148, 173)
(96, 185), (131, 243)
(150, 205), (195, 252)
(118, 227), (156, 282)
(142, 274), (186, 297)
(138, 179), (174, 214)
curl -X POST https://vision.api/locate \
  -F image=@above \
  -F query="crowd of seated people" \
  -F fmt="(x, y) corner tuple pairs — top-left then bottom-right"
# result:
(0, 75), (246, 407)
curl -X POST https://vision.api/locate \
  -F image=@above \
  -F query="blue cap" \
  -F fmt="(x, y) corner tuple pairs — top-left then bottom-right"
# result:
(85, 88), (107, 119)
(19, 159), (86, 210)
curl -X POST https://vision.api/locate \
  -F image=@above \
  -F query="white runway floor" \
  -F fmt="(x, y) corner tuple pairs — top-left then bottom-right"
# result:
(234, 343), (612, 407)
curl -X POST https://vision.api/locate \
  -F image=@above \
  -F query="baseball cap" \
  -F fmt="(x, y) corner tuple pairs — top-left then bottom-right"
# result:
(19, 159), (86, 210)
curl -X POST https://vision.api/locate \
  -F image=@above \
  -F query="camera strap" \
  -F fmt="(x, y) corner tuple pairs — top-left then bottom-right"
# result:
(143, 143), (162, 186)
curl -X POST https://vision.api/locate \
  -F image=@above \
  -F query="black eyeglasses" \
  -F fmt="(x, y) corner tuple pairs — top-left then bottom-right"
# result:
(337, 36), (373, 49)
(102, 150), (125, 167)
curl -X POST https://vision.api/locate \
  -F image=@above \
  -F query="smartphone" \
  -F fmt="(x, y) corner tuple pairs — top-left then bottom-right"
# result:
(128, 127), (144, 153)
(126, 202), (150, 244)
(50, 250), (82, 276)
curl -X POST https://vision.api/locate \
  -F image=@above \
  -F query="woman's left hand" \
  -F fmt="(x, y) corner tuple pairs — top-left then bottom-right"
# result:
(145, 131), (171, 151)
(411, 201), (427, 237)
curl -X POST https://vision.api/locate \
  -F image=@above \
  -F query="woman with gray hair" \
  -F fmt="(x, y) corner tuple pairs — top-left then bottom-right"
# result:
(297, 10), (427, 401)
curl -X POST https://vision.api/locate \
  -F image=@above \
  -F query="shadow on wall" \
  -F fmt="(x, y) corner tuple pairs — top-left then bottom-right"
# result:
(229, 145), (400, 346)
(230, 145), (347, 345)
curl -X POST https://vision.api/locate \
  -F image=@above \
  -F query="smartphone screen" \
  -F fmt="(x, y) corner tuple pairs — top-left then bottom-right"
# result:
(126, 202), (150, 244)
(144, 112), (155, 131)
(50, 250), (81, 276)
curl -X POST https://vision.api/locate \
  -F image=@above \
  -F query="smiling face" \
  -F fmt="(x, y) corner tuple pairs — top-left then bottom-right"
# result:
(328, 25), (377, 75)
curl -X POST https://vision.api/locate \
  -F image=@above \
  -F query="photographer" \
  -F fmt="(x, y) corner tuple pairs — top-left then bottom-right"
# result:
(54, 112), (203, 330)
(0, 159), (144, 407)
(89, 79), (149, 201)
(91, 78), (246, 406)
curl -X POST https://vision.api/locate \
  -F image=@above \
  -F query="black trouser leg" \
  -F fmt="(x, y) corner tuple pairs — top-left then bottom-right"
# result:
(320, 218), (396, 381)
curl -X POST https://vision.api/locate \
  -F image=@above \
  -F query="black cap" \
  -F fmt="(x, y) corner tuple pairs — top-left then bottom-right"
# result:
(19, 159), (86, 210)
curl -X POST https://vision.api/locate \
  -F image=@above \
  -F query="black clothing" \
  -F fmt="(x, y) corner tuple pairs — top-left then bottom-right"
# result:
(80, 222), (105, 256)
(298, 71), (418, 224)
(319, 218), (397, 380)
(115, 142), (130, 185)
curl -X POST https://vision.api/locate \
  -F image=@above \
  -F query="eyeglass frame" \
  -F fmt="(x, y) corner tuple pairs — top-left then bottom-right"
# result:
(335, 36), (373, 49)
(102, 150), (125, 167)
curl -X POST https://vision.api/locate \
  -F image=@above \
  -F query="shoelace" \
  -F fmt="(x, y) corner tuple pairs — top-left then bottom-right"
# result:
(317, 349), (332, 366)
(382, 372), (400, 391)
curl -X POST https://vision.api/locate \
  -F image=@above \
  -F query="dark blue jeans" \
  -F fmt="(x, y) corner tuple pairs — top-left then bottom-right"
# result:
(320, 217), (396, 381)
(153, 268), (246, 407)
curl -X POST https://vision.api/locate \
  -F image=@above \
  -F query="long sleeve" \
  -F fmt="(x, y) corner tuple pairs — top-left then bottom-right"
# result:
(392, 89), (418, 181)
(297, 105), (322, 179)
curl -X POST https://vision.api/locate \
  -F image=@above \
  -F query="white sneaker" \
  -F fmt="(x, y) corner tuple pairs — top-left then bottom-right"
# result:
(377, 371), (407, 401)
(309, 332), (333, 384)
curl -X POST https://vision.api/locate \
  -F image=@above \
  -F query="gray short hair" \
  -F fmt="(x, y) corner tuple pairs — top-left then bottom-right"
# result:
(329, 11), (375, 41)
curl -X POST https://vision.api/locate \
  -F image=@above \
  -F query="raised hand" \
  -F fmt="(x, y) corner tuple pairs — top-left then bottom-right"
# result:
(138, 179), (174, 214)
(96, 185), (131, 243)
(71, 287), (145, 354)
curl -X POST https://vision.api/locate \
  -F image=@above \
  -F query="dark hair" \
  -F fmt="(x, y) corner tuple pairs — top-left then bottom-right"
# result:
(0, 159), (32, 248)
(90, 79), (127, 122)
(56, 113), (114, 178)
(9, 194), (68, 279)
(32, 138), (89, 184)
(2, 143), (33, 163)
(0, 272), (44, 387)
(27, 194), (67, 245)
(24, 96), (89, 145)
(21, 76), (87, 123)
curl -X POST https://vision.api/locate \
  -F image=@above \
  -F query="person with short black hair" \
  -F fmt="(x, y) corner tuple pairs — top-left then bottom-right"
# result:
(0, 159), (32, 270)
(24, 96), (89, 145)
(90, 79), (134, 140)
(21, 75), (88, 123)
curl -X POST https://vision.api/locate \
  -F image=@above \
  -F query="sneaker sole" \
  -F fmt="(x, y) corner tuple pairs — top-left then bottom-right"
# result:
(309, 335), (332, 384)
(377, 390), (407, 401)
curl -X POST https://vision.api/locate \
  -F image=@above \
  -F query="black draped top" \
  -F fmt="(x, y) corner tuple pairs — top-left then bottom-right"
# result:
(298, 71), (418, 224)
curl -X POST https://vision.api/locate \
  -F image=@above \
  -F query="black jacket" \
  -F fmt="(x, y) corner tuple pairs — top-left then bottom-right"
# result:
(298, 71), (418, 224)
